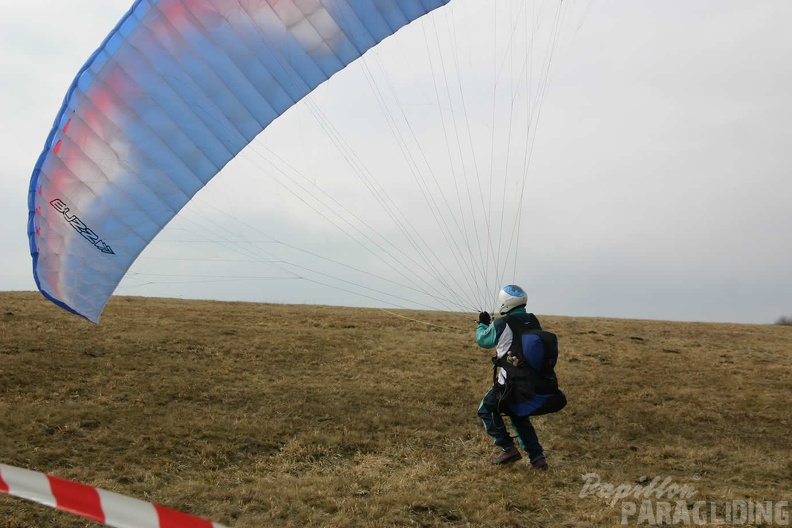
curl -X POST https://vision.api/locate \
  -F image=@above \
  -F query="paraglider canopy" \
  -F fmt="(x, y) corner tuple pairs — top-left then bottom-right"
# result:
(28, 0), (451, 323)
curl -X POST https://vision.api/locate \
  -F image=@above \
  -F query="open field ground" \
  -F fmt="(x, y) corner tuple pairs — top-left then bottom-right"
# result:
(1, 291), (791, 527)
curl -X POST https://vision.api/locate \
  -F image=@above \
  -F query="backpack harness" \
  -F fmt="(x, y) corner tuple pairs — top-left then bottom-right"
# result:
(492, 314), (567, 416)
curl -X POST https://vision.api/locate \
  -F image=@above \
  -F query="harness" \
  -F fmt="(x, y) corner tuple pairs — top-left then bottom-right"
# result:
(491, 313), (565, 416)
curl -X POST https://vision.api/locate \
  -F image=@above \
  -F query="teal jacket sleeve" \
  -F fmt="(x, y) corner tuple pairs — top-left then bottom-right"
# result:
(476, 322), (498, 349)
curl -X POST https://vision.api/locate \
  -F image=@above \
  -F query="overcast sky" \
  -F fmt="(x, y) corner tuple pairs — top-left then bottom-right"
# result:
(2, 1), (790, 325)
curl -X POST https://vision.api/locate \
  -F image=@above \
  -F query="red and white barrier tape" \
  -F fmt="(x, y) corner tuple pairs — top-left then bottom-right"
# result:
(0, 464), (229, 528)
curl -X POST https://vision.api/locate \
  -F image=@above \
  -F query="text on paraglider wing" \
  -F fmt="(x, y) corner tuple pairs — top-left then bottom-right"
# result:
(49, 199), (115, 255)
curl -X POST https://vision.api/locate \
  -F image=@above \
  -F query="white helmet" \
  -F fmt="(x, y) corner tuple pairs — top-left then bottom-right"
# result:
(497, 284), (527, 314)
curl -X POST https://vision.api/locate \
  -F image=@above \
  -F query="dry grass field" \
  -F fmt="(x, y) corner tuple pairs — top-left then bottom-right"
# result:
(1, 291), (790, 527)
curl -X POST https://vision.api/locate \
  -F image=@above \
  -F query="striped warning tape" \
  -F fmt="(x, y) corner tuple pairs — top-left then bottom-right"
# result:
(0, 463), (229, 528)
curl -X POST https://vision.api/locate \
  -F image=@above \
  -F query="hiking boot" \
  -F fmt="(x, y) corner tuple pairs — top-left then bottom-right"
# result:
(492, 446), (522, 465)
(530, 456), (548, 470)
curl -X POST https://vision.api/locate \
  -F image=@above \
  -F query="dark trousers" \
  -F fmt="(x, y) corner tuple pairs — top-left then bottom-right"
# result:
(478, 384), (544, 462)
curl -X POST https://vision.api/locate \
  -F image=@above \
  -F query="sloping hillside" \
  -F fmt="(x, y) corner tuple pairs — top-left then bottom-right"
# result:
(1, 291), (790, 527)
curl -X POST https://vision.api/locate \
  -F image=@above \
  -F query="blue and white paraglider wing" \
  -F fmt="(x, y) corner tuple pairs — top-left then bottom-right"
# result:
(27, 0), (450, 323)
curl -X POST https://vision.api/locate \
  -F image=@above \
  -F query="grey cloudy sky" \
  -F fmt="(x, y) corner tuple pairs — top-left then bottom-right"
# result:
(1, 1), (790, 324)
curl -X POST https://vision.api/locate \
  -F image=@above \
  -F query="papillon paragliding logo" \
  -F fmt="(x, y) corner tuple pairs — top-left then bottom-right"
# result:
(49, 198), (115, 255)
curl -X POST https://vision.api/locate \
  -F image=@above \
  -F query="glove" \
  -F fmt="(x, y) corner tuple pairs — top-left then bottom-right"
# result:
(478, 311), (491, 325)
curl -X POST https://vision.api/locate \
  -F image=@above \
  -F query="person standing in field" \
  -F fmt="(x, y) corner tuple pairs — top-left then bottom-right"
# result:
(475, 284), (565, 468)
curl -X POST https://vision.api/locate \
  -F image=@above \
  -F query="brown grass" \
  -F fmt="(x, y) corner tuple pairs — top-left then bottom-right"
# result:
(1, 291), (790, 527)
